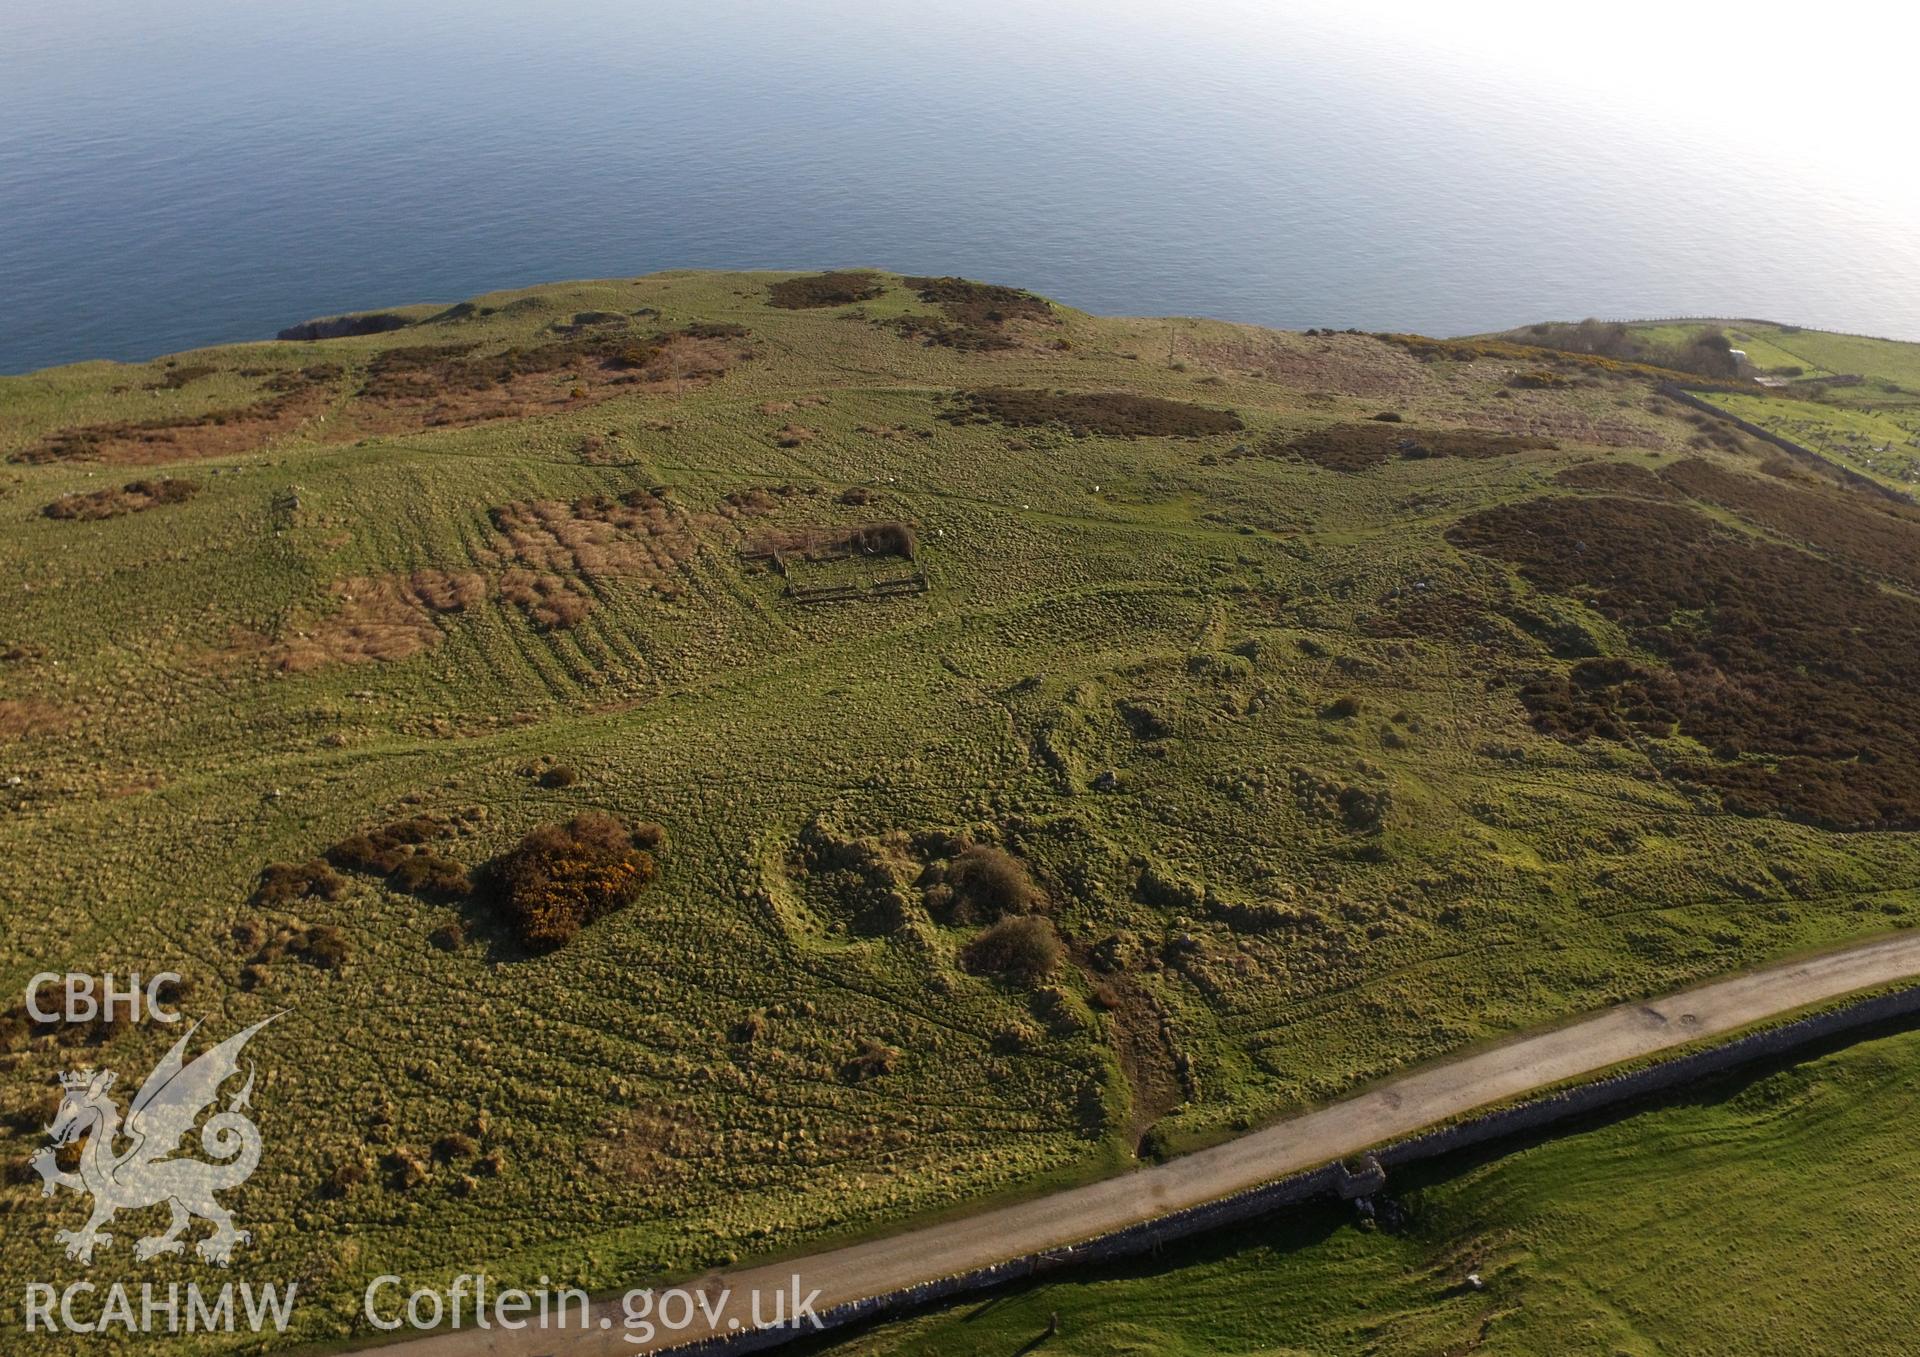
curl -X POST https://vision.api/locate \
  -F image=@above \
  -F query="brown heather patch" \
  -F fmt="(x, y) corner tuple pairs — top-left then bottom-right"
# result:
(1657, 457), (1920, 591)
(238, 921), (351, 978)
(590, 1105), (706, 1179)
(487, 489), (700, 608)
(253, 858), (348, 908)
(882, 276), (1055, 350)
(716, 485), (806, 519)
(0, 698), (73, 741)
(43, 477), (200, 520)
(498, 570), (594, 631)
(904, 276), (1051, 325)
(1449, 494), (1920, 829)
(766, 271), (886, 309)
(348, 329), (744, 433)
(942, 388), (1243, 438)
(12, 366), (341, 466)
(1277, 421), (1555, 472)
(486, 484), (794, 623)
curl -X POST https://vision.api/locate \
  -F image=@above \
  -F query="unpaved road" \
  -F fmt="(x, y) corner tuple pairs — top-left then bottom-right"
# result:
(372, 931), (1920, 1355)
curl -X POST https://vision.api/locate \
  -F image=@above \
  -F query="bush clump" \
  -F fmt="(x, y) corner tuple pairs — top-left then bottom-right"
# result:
(767, 271), (886, 309)
(44, 478), (201, 521)
(961, 915), (1064, 986)
(840, 1036), (899, 1082)
(925, 845), (1045, 925)
(843, 521), (917, 559)
(253, 858), (348, 907)
(238, 921), (351, 979)
(319, 1161), (369, 1198)
(484, 812), (664, 951)
(322, 816), (472, 902)
(1510, 319), (1744, 380)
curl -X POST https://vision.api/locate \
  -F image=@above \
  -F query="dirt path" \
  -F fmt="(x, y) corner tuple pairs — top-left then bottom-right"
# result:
(370, 930), (1920, 1355)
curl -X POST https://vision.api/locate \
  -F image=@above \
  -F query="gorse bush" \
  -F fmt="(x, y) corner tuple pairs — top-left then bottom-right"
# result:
(485, 812), (665, 951)
(961, 915), (1064, 986)
(923, 845), (1045, 925)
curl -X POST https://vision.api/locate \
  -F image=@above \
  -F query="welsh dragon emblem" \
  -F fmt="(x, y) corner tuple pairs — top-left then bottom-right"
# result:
(29, 1016), (278, 1267)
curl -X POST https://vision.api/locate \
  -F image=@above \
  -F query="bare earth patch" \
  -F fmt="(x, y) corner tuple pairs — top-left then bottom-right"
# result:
(239, 570), (487, 673)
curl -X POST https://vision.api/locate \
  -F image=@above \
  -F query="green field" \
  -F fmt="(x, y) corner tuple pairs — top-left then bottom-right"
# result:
(1489, 316), (1920, 491)
(820, 1018), (1920, 1357)
(1655, 320), (1920, 492)
(3, 272), (1919, 1351)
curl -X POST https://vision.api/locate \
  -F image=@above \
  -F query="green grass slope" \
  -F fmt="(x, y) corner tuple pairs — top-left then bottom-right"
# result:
(1, 271), (1918, 1350)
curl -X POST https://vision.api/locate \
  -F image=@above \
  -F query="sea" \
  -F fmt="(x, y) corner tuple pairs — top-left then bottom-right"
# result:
(3, 0), (1916, 373)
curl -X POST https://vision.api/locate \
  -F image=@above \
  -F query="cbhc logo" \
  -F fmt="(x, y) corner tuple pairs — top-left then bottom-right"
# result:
(24, 973), (184, 1025)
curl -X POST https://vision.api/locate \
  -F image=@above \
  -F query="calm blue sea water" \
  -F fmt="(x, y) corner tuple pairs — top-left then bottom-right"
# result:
(3, 0), (1917, 374)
